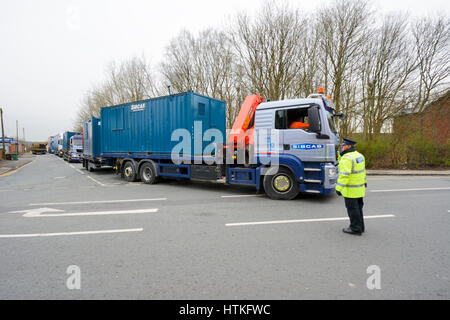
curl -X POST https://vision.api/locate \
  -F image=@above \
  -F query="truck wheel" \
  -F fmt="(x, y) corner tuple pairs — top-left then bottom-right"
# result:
(139, 162), (158, 184)
(123, 161), (137, 182)
(263, 167), (299, 200)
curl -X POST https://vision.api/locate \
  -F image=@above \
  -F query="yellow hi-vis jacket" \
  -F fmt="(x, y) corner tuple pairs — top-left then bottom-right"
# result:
(335, 150), (366, 198)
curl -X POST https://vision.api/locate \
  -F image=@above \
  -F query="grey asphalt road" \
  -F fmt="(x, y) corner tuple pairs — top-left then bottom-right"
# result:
(0, 154), (449, 299)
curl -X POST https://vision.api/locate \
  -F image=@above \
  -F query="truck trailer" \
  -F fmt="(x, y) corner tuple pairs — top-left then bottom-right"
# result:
(82, 117), (113, 171)
(82, 90), (342, 200)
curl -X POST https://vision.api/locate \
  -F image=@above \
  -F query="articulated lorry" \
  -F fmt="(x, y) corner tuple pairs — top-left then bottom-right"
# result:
(54, 133), (63, 157)
(31, 142), (47, 155)
(58, 131), (80, 159)
(63, 134), (83, 162)
(82, 90), (342, 200)
(47, 136), (55, 154)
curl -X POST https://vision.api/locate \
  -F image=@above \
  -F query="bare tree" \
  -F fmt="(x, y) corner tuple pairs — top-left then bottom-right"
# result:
(411, 15), (450, 113)
(231, 1), (305, 101)
(359, 14), (417, 140)
(160, 28), (240, 128)
(316, 0), (370, 136)
(74, 56), (157, 130)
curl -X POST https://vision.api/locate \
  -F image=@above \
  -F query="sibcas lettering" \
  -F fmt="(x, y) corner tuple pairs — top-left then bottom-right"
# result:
(131, 103), (146, 112)
(291, 143), (324, 150)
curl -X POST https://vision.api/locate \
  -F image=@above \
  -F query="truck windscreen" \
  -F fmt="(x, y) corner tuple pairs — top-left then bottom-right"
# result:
(73, 139), (82, 147)
(326, 111), (338, 134)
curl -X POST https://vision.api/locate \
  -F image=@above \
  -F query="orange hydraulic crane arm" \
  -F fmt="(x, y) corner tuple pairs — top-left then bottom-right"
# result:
(229, 95), (264, 146)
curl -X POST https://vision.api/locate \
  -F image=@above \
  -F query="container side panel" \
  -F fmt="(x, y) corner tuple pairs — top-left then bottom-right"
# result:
(100, 91), (225, 156)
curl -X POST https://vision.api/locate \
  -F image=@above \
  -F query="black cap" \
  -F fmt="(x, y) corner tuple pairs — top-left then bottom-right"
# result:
(342, 138), (356, 146)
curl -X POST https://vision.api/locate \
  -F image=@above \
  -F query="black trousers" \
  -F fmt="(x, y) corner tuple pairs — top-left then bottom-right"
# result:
(344, 197), (365, 233)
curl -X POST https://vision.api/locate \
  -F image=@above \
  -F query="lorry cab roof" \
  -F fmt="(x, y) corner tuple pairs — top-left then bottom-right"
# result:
(256, 97), (325, 111)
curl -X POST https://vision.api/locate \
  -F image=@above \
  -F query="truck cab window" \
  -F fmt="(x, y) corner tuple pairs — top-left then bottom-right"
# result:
(287, 108), (309, 130)
(275, 110), (287, 129)
(275, 107), (310, 131)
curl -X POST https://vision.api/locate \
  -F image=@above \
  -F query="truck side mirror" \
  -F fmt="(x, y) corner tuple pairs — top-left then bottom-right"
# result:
(308, 105), (321, 133)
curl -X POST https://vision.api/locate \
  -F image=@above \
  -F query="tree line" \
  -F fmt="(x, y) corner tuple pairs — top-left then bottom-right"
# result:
(74, 0), (449, 142)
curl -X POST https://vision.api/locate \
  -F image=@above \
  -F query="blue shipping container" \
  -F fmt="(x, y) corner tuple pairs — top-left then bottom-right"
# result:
(82, 117), (101, 158)
(100, 91), (226, 156)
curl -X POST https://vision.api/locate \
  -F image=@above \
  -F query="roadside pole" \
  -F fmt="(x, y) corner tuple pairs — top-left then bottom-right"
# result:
(1, 108), (5, 160)
(16, 120), (19, 156)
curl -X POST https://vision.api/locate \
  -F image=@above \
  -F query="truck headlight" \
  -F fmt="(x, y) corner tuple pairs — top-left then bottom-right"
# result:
(328, 167), (337, 177)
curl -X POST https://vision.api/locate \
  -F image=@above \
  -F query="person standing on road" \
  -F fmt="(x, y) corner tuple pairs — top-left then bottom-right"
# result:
(335, 138), (367, 236)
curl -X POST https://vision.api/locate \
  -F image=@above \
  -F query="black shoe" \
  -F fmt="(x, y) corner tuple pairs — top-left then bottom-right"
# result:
(342, 227), (362, 236)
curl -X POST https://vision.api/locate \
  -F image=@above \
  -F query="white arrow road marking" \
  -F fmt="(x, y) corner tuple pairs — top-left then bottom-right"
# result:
(0, 228), (143, 239)
(9, 207), (158, 218)
(29, 198), (167, 206)
(225, 214), (396, 227)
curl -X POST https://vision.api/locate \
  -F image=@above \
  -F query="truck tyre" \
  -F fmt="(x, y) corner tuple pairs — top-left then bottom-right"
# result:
(123, 161), (137, 182)
(139, 162), (158, 184)
(263, 167), (299, 200)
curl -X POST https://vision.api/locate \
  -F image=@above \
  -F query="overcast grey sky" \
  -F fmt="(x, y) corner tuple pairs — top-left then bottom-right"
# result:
(0, 0), (448, 141)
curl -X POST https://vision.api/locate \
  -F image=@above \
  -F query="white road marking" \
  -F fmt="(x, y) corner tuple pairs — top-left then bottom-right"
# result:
(10, 208), (63, 214)
(0, 190), (14, 192)
(86, 175), (106, 187)
(10, 207), (159, 218)
(29, 198), (167, 206)
(54, 176), (66, 179)
(0, 228), (143, 239)
(225, 214), (396, 227)
(370, 187), (450, 193)
(221, 194), (265, 198)
(64, 161), (105, 185)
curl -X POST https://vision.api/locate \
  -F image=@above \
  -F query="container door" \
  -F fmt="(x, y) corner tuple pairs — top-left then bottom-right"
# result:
(193, 96), (210, 156)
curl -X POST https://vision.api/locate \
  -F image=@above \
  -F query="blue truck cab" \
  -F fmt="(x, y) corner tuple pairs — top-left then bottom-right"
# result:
(64, 134), (83, 162)
(243, 94), (341, 198)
